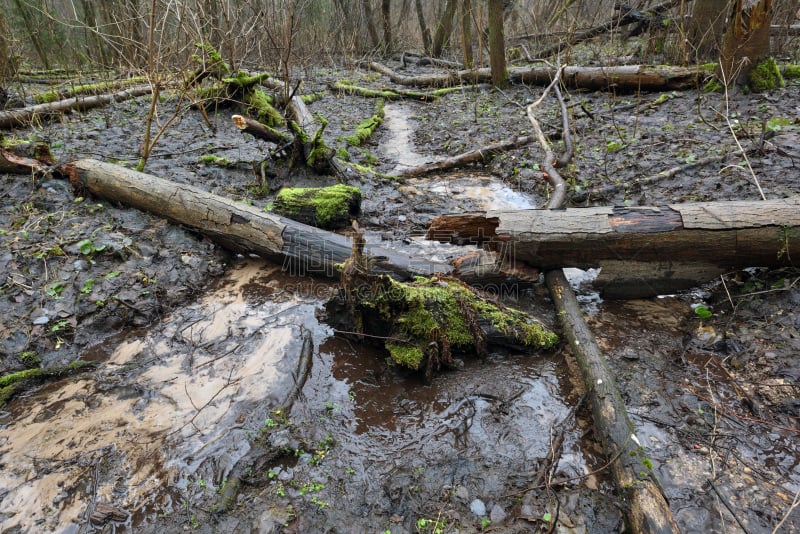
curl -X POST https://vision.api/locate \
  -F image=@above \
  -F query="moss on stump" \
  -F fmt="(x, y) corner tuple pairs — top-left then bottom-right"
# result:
(272, 184), (361, 230)
(325, 242), (558, 377)
(748, 57), (785, 92)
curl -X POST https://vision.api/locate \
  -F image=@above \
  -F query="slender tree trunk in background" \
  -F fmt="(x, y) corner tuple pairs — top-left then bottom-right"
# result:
(415, 0), (432, 54)
(79, 0), (109, 68)
(688, 0), (729, 61)
(0, 12), (12, 82)
(719, 0), (773, 85)
(460, 0), (474, 68)
(488, 0), (507, 86)
(432, 0), (458, 57)
(362, 0), (380, 50)
(381, 0), (393, 53)
(11, 0), (50, 69)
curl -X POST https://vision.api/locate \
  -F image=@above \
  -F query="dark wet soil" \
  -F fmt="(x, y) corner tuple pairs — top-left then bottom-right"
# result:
(1, 59), (799, 533)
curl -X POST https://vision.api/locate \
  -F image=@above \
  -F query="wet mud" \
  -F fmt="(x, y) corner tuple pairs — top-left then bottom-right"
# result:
(1, 62), (799, 533)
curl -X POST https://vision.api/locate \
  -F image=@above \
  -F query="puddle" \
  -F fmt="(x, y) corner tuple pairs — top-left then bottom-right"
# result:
(416, 175), (539, 211)
(380, 102), (538, 212)
(0, 259), (334, 532)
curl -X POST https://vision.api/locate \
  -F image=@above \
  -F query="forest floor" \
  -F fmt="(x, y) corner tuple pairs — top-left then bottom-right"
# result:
(1, 59), (799, 533)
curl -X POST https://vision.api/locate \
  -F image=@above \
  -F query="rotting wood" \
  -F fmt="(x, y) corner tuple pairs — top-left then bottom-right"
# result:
(532, 69), (682, 534)
(427, 198), (800, 298)
(0, 86), (152, 129)
(364, 61), (705, 91)
(232, 114), (293, 146)
(0, 142), (54, 173)
(61, 158), (451, 280)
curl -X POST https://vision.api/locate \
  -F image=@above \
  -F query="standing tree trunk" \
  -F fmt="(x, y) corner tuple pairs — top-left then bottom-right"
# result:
(415, 0), (432, 53)
(0, 11), (12, 83)
(361, 0), (381, 50)
(488, 0), (507, 86)
(688, 0), (728, 61)
(381, 0), (393, 53)
(719, 0), (773, 85)
(432, 0), (458, 57)
(460, 0), (474, 68)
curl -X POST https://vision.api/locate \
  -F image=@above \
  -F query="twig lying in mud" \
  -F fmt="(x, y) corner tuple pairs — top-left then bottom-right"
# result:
(177, 369), (241, 437)
(276, 328), (314, 413)
(773, 486), (800, 534)
(571, 152), (730, 203)
(707, 478), (753, 534)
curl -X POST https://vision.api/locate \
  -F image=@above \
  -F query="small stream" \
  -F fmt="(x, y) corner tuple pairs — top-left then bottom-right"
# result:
(1, 100), (798, 533)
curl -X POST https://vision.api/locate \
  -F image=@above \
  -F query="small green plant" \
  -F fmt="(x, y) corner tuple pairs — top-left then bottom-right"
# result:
(46, 283), (66, 299)
(416, 517), (446, 533)
(274, 481), (286, 497)
(693, 305), (713, 319)
(77, 239), (106, 256)
(80, 279), (94, 294)
(606, 139), (625, 152)
(189, 515), (199, 529)
(481, 517), (492, 529)
(197, 478), (207, 489)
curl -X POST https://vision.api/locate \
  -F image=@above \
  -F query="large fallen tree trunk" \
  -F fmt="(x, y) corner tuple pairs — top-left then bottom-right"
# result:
(427, 199), (800, 298)
(364, 61), (705, 91)
(0, 86), (152, 128)
(530, 76), (681, 533)
(61, 158), (451, 280)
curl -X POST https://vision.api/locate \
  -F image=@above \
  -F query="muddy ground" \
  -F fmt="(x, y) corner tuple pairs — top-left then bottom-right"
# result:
(1, 58), (799, 533)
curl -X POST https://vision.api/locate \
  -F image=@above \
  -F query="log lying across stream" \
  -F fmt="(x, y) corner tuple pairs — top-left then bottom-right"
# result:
(428, 200), (800, 298)
(62, 159), (451, 279)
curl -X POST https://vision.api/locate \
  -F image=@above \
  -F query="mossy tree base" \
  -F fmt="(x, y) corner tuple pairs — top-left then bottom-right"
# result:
(324, 228), (557, 377)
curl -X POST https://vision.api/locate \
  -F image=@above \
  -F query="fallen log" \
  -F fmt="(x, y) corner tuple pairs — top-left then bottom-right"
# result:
(531, 75), (681, 533)
(396, 135), (535, 177)
(0, 86), (152, 129)
(364, 61), (705, 91)
(61, 158), (451, 280)
(427, 198), (800, 298)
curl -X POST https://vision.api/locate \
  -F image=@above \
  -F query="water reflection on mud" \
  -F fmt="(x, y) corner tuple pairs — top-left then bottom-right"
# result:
(0, 259), (333, 532)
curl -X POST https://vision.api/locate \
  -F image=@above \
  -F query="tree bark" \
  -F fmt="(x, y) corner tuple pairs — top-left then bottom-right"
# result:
(61, 159), (452, 281)
(381, 0), (393, 53)
(364, 61), (705, 91)
(361, 0), (381, 50)
(688, 0), (728, 61)
(427, 199), (800, 298)
(414, 0), (432, 54)
(720, 0), (773, 85)
(0, 86), (152, 128)
(460, 0), (474, 68)
(431, 0), (458, 57)
(488, 0), (507, 87)
(545, 271), (682, 534)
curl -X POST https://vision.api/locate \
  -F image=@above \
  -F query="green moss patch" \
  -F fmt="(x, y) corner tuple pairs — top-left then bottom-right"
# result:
(272, 184), (361, 229)
(331, 274), (558, 376)
(0, 360), (94, 406)
(748, 57), (785, 92)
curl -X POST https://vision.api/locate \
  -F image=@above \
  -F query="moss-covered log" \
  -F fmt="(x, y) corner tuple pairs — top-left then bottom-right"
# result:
(32, 77), (146, 104)
(272, 184), (362, 230)
(0, 360), (94, 406)
(343, 99), (384, 146)
(324, 227), (557, 377)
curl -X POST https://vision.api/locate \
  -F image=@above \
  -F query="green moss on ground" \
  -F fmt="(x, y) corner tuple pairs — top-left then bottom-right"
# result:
(0, 360), (94, 406)
(703, 78), (724, 93)
(198, 154), (232, 167)
(273, 184), (361, 229)
(748, 57), (785, 92)
(783, 64), (800, 80)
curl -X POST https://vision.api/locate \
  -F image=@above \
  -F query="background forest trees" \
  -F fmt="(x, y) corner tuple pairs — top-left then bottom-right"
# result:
(0, 0), (799, 87)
